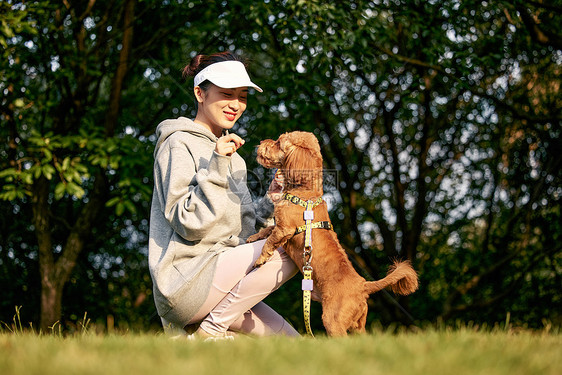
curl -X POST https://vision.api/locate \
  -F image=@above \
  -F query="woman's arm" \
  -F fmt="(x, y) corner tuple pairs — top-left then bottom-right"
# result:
(154, 143), (231, 241)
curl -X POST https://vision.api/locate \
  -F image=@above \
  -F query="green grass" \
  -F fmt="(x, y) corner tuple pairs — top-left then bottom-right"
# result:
(1, 328), (560, 375)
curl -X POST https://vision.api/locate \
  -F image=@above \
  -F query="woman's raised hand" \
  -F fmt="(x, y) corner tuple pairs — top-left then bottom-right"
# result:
(215, 133), (245, 156)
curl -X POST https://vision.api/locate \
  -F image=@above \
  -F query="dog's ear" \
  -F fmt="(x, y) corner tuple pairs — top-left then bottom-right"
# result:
(280, 132), (323, 189)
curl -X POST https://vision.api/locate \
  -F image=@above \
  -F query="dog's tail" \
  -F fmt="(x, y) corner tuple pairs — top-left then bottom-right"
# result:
(364, 260), (419, 296)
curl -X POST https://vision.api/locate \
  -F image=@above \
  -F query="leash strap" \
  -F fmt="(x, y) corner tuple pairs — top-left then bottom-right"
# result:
(302, 269), (314, 337)
(302, 200), (315, 336)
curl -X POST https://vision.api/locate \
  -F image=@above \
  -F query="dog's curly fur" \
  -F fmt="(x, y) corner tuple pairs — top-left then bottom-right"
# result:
(247, 131), (419, 336)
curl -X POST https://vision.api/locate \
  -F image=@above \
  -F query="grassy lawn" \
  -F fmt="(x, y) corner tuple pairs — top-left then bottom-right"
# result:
(0, 328), (560, 375)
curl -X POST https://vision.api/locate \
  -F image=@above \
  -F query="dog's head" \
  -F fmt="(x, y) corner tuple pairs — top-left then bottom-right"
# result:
(256, 131), (323, 190)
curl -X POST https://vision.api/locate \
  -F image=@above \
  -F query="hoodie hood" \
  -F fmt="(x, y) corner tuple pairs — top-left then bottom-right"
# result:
(154, 117), (219, 157)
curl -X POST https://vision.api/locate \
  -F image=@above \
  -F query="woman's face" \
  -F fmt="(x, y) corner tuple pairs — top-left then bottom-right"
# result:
(194, 84), (248, 137)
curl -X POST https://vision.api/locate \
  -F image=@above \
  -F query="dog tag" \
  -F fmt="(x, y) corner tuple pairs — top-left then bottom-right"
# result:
(302, 279), (314, 291)
(303, 210), (314, 221)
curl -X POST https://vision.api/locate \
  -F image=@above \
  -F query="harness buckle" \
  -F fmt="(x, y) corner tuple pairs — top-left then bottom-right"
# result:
(303, 248), (313, 266)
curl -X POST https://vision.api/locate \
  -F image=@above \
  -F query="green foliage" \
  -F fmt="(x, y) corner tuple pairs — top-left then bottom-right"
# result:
(0, 130), (151, 210)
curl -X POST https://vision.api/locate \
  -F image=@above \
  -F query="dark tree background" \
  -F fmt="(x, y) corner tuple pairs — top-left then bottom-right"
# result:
(1, 0), (560, 333)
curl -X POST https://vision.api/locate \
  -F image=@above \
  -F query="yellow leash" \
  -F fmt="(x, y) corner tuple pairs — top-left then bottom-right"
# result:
(302, 268), (314, 336)
(302, 200), (315, 337)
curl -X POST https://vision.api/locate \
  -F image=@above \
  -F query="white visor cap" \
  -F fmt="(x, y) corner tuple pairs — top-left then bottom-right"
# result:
(193, 60), (263, 93)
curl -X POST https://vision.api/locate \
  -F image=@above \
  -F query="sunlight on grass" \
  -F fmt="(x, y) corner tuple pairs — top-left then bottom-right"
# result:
(0, 327), (561, 375)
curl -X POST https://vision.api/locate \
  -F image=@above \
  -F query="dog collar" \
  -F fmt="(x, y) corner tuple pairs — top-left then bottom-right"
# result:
(282, 192), (323, 209)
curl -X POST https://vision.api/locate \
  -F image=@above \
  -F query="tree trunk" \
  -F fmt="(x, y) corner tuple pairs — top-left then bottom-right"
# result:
(39, 277), (63, 332)
(31, 176), (57, 331)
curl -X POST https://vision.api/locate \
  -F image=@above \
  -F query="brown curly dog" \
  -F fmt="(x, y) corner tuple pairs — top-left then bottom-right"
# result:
(247, 131), (418, 336)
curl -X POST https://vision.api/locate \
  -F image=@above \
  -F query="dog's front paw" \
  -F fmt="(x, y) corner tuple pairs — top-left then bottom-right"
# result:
(248, 233), (269, 243)
(253, 254), (271, 268)
(247, 233), (261, 243)
(247, 226), (275, 243)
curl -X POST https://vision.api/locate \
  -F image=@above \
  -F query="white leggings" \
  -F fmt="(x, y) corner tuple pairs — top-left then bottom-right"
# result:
(188, 239), (299, 337)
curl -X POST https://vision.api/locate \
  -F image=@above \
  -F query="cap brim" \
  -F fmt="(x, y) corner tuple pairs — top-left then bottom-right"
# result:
(208, 78), (263, 93)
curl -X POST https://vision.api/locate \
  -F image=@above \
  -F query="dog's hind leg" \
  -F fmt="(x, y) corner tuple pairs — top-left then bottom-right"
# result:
(349, 303), (368, 335)
(323, 318), (348, 337)
(321, 301), (349, 337)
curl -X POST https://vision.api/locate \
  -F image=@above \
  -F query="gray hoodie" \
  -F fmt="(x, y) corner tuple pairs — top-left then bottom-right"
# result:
(148, 117), (274, 325)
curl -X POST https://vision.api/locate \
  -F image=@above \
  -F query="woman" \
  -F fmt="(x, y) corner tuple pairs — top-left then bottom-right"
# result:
(148, 51), (299, 339)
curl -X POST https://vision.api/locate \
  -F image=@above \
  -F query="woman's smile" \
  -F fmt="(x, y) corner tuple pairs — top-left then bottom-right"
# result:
(224, 111), (237, 121)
